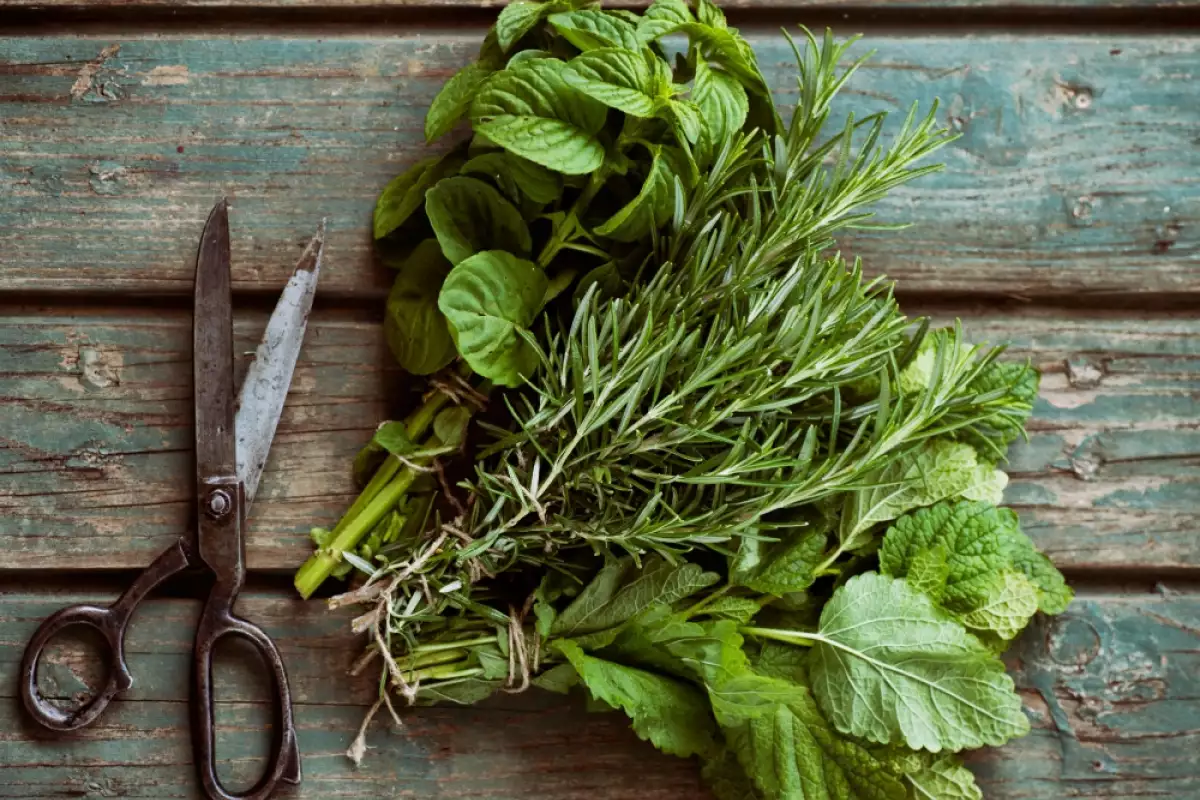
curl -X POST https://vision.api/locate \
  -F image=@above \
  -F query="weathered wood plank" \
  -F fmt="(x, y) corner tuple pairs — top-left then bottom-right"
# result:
(0, 588), (1195, 798)
(1, 34), (1194, 297)
(3, 306), (1197, 572)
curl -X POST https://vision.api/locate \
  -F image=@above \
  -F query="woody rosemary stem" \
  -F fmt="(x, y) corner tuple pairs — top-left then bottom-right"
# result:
(293, 371), (461, 599)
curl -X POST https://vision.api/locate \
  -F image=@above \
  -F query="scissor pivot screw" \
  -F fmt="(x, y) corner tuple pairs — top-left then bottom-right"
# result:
(204, 489), (232, 520)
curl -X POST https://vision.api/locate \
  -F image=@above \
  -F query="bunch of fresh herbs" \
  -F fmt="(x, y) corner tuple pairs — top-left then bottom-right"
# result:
(295, 2), (1072, 796)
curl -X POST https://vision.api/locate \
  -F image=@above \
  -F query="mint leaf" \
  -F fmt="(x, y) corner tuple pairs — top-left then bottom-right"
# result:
(880, 500), (1072, 618)
(665, 619), (750, 687)
(550, 558), (632, 637)
(692, 59), (748, 147)
(905, 543), (951, 601)
(905, 754), (983, 800)
(472, 58), (608, 175)
(425, 176), (532, 265)
(712, 672), (909, 800)
(433, 406), (473, 448)
(636, 0), (693, 43)
(533, 662), (580, 694)
(564, 48), (659, 118)
(549, 10), (639, 51)
(558, 640), (720, 759)
(957, 570), (1039, 641)
(373, 154), (461, 239)
(737, 530), (828, 595)
(594, 145), (675, 242)
(699, 597), (762, 624)
(840, 440), (1003, 550)
(808, 572), (1030, 752)
(426, 62), (498, 142)
(752, 642), (807, 685)
(960, 360), (1040, 459)
(438, 250), (547, 387)
(383, 239), (458, 375)
(664, 98), (703, 143)
(495, 1), (557, 52)
(462, 151), (562, 205)
(1007, 542), (1074, 615)
(553, 556), (717, 636)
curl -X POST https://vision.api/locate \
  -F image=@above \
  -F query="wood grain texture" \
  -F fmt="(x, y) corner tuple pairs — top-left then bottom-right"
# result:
(0, 588), (1195, 798)
(1, 33), (1195, 297)
(3, 305), (1197, 572)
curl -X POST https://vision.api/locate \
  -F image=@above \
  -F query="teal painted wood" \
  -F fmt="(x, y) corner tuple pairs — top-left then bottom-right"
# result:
(3, 307), (1197, 571)
(0, 589), (1195, 798)
(1, 33), (1195, 296)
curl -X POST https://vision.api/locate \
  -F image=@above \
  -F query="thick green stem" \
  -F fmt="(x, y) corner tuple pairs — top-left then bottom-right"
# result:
(402, 648), (469, 671)
(400, 663), (484, 683)
(537, 172), (605, 269)
(410, 635), (498, 655)
(740, 626), (821, 647)
(294, 449), (427, 599)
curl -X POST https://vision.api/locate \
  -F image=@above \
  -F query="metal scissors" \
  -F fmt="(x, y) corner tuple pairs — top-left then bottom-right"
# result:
(20, 199), (323, 800)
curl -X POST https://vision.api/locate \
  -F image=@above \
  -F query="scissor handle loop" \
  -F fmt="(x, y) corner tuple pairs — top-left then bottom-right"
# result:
(193, 594), (301, 800)
(19, 540), (192, 732)
(19, 603), (132, 731)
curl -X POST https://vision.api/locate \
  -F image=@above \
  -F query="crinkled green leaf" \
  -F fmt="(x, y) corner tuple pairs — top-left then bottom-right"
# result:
(495, 1), (556, 51)
(752, 642), (808, 685)
(425, 176), (532, 265)
(438, 250), (547, 387)
(382, 239), (457, 375)
(808, 572), (1030, 752)
(558, 640), (720, 759)
(712, 672), (909, 800)
(549, 10), (640, 51)
(417, 678), (500, 705)
(373, 154), (461, 239)
(533, 662), (580, 694)
(426, 62), (498, 143)
(905, 754), (983, 800)
(553, 556), (717, 637)
(840, 440), (1000, 550)
(958, 570), (1039, 641)
(594, 145), (675, 242)
(700, 597), (763, 624)
(692, 59), (748, 146)
(665, 620), (750, 687)
(636, 0), (693, 43)
(905, 543), (951, 601)
(462, 151), (562, 205)
(551, 559), (631, 636)
(738, 530), (828, 595)
(960, 360), (1040, 458)
(564, 48), (659, 117)
(880, 500), (1072, 617)
(472, 58), (608, 175)
(508, 48), (553, 66)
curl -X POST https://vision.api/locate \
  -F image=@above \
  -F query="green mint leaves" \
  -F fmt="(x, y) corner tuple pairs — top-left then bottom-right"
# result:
(471, 58), (608, 175)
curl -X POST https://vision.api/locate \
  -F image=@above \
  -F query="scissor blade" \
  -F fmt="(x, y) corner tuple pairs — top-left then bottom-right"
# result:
(193, 199), (238, 482)
(235, 222), (325, 508)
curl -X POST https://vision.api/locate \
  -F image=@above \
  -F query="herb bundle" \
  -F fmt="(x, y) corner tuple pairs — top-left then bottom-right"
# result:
(295, 2), (1072, 797)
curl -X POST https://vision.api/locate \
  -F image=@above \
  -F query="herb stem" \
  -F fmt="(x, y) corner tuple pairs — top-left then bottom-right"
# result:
(410, 635), (498, 655)
(402, 664), (484, 683)
(740, 626), (823, 647)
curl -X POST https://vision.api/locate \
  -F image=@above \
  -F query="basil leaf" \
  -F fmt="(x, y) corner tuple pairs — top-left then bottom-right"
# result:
(425, 176), (532, 265)
(564, 48), (659, 118)
(373, 153), (461, 239)
(438, 250), (548, 387)
(383, 239), (457, 375)
(595, 145), (674, 242)
(461, 151), (562, 205)
(471, 58), (607, 175)
(425, 62), (498, 143)
(692, 59), (748, 145)
(549, 10), (639, 52)
(495, 1), (556, 52)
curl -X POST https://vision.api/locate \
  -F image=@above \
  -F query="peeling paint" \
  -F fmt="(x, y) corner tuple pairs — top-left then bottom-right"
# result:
(70, 43), (121, 100)
(87, 162), (127, 196)
(78, 345), (122, 389)
(142, 65), (190, 86)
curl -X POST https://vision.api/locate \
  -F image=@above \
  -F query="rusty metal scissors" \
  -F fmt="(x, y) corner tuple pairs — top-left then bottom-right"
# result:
(20, 199), (323, 800)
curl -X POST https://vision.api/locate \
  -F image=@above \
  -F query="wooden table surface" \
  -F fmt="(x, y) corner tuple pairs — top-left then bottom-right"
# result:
(1, 1), (1197, 797)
